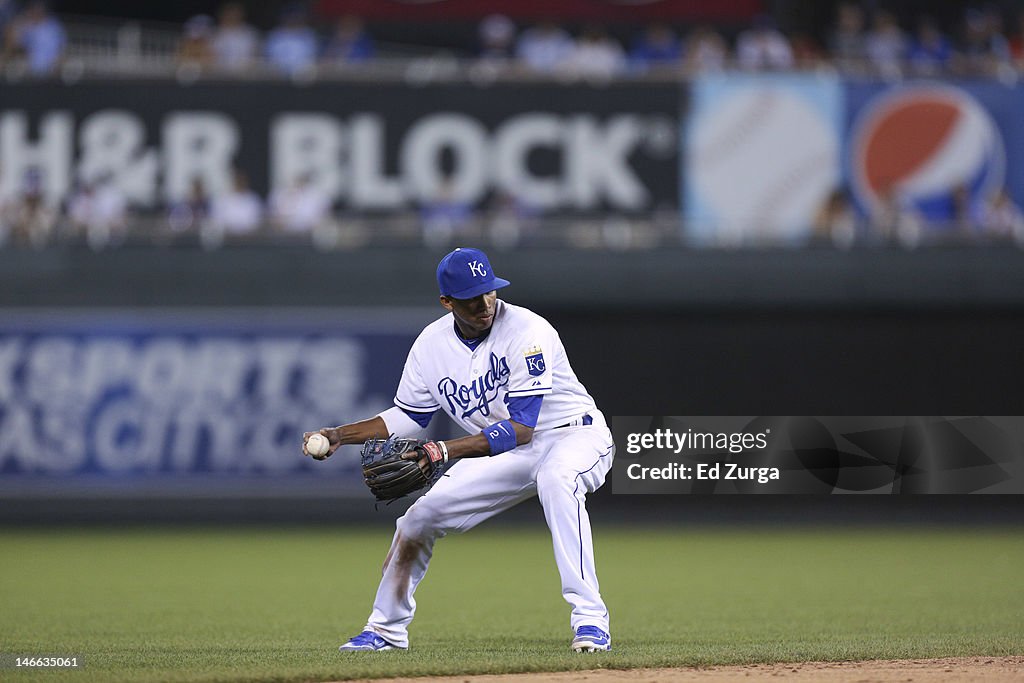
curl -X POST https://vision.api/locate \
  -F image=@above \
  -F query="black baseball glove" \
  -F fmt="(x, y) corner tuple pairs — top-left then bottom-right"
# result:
(360, 436), (447, 502)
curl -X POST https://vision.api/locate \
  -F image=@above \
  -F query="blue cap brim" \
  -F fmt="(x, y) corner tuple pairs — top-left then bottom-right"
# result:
(446, 277), (511, 300)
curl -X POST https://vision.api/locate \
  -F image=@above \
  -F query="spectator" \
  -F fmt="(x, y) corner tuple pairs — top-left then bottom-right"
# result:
(829, 2), (866, 68)
(789, 32), (826, 68)
(176, 15), (214, 68)
(685, 25), (728, 72)
(977, 188), (1024, 240)
(485, 190), (540, 250)
(211, 2), (258, 71)
(0, 0), (18, 36)
(167, 177), (211, 234)
(515, 22), (574, 73)
(9, 1), (64, 75)
(736, 15), (794, 70)
(322, 15), (374, 65)
(420, 178), (474, 248)
(908, 16), (953, 74)
(948, 182), (974, 236)
(209, 170), (263, 235)
(0, 165), (19, 246)
(629, 24), (682, 72)
(864, 10), (907, 78)
(872, 184), (922, 246)
(961, 7), (1011, 74)
(264, 4), (318, 75)
(5, 170), (56, 248)
(567, 25), (626, 78)
(1010, 10), (1024, 65)
(477, 14), (516, 62)
(269, 174), (331, 233)
(67, 176), (128, 249)
(812, 188), (859, 248)
(0, 165), (9, 243)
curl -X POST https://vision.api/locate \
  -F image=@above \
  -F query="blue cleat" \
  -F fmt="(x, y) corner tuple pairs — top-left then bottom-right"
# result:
(338, 630), (404, 652)
(571, 625), (611, 652)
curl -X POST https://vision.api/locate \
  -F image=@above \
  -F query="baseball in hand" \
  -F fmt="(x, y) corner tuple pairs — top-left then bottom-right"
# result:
(306, 433), (331, 458)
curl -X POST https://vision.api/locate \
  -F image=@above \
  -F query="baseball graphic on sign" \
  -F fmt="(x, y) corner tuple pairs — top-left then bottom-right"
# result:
(690, 86), (839, 242)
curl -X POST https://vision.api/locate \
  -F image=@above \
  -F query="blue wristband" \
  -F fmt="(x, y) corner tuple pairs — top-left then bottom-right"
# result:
(483, 419), (517, 455)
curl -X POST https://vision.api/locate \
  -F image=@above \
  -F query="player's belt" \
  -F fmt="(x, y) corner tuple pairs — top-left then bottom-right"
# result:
(554, 414), (593, 429)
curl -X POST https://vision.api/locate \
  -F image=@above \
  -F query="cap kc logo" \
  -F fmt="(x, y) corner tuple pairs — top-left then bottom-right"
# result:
(468, 261), (487, 277)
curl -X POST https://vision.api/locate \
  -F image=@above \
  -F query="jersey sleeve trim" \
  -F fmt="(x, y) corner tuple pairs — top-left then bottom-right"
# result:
(507, 387), (552, 398)
(401, 407), (436, 429)
(506, 394), (543, 428)
(395, 397), (441, 412)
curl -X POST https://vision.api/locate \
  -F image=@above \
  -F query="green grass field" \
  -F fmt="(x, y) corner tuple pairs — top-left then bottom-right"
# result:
(1, 526), (1022, 682)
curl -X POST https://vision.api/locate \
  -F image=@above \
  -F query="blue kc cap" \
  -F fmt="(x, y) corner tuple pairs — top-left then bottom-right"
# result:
(436, 247), (511, 300)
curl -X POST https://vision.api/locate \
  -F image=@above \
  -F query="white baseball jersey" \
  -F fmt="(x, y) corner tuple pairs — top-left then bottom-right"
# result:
(362, 296), (614, 647)
(394, 299), (597, 433)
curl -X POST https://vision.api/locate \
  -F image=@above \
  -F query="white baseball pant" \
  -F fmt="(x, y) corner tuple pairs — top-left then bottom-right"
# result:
(360, 420), (614, 648)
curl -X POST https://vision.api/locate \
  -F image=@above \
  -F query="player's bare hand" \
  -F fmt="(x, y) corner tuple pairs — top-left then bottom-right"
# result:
(303, 428), (342, 461)
(402, 441), (449, 475)
(400, 448), (431, 475)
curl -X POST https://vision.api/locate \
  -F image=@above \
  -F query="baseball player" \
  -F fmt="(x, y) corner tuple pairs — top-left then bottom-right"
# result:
(303, 247), (614, 653)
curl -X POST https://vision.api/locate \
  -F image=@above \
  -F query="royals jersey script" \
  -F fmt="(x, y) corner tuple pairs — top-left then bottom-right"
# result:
(394, 299), (597, 433)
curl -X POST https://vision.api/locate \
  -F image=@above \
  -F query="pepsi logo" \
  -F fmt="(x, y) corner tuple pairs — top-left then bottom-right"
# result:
(850, 85), (1005, 221)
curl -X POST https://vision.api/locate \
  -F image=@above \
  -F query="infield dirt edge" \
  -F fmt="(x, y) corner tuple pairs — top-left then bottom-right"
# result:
(339, 656), (1024, 683)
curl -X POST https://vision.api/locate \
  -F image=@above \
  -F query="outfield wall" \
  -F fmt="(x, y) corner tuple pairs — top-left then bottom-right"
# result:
(2, 247), (1023, 521)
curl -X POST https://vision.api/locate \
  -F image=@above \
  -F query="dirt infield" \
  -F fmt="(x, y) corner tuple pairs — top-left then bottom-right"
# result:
(345, 657), (1024, 683)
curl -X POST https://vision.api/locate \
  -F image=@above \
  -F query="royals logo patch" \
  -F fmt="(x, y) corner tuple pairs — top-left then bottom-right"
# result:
(523, 345), (546, 376)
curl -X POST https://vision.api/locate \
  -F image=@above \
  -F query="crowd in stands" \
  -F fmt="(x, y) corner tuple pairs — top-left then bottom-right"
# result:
(1, 0), (64, 74)
(147, 3), (1024, 78)
(175, 3), (376, 76)
(2, 1), (1024, 250)
(2, 161), (1022, 251)
(2, 1), (1024, 77)
(0, 163), (554, 250)
(811, 185), (1024, 250)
